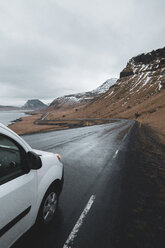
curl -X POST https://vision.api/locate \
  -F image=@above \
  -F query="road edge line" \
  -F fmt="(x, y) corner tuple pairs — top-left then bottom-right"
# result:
(63, 195), (96, 248)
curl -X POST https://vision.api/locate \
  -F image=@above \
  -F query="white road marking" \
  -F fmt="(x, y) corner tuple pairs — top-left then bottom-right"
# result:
(123, 132), (128, 141)
(63, 195), (96, 248)
(113, 124), (133, 159)
(113, 149), (119, 158)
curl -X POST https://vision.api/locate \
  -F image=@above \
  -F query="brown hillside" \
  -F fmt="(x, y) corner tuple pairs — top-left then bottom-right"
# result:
(45, 47), (165, 134)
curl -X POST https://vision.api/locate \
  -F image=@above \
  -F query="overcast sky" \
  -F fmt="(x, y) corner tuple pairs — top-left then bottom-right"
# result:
(0, 0), (164, 106)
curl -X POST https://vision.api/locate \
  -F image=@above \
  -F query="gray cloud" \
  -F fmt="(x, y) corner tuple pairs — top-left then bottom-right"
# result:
(0, 0), (164, 105)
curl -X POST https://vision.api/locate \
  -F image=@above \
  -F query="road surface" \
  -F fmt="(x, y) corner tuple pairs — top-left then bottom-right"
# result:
(13, 120), (134, 248)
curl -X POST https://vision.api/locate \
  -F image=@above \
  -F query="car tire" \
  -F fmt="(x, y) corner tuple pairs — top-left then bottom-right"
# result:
(37, 185), (59, 227)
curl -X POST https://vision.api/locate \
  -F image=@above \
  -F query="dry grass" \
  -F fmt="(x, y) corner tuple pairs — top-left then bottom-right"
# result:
(41, 66), (165, 139)
(9, 114), (115, 135)
(9, 90), (165, 138)
(118, 91), (165, 136)
(8, 114), (69, 135)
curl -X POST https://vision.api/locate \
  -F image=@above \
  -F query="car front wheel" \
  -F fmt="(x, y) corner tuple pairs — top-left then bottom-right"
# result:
(37, 186), (59, 226)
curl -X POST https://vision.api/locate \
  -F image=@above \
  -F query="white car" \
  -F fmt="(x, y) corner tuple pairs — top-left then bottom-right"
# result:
(0, 123), (64, 248)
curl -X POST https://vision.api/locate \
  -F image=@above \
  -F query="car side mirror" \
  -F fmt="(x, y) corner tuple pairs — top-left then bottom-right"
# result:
(27, 151), (42, 170)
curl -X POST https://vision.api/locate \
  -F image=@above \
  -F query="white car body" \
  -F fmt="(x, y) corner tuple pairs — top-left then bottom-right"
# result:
(0, 123), (63, 248)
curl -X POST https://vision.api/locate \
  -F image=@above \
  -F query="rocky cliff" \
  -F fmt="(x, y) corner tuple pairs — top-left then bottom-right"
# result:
(46, 47), (165, 133)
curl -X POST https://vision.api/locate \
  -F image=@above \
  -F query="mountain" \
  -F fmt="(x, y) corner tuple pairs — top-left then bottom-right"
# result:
(23, 99), (47, 110)
(46, 47), (165, 133)
(49, 78), (117, 111)
(90, 78), (118, 94)
(9, 47), (165, 137)
(78, 47), (165, 118)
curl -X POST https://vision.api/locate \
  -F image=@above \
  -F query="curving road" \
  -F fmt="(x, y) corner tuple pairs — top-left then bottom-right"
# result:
(13, 120), (134, 248)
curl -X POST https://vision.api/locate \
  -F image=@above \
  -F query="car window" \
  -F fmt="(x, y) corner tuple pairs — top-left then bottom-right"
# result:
(0, 134), (24, 184)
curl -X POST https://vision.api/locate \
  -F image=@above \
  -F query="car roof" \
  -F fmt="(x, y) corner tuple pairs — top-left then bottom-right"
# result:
(0, 123), (8, 129)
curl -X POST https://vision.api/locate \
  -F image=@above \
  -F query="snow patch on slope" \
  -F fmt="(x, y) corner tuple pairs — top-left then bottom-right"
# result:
(50, 78), (118, 108)
(91, 78), (117, 94)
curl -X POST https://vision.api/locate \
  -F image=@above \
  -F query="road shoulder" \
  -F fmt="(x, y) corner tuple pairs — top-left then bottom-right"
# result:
(112, 123), (165, 248)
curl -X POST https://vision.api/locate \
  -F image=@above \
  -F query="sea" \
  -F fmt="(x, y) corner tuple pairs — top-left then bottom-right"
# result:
(0, 110), (29, 126)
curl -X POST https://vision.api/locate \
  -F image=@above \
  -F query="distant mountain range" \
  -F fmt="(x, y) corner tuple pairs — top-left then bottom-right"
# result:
(0, 79), (117, 112)
(0, 99), (47, 111)
(0, 105), (20, 111)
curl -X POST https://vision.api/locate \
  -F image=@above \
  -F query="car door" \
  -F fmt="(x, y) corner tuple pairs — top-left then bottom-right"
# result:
(0, 134), (37, 248)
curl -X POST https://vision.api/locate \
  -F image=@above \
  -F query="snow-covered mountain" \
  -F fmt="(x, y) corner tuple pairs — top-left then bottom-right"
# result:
(49, 78), (117, 110)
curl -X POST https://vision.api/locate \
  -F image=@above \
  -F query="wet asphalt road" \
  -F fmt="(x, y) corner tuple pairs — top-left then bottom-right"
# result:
(13, 120), (133, 248)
